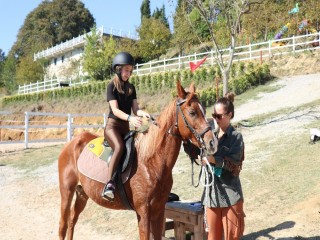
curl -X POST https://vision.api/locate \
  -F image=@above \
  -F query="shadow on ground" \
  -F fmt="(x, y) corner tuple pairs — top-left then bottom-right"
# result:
(243, 221), (320, 240)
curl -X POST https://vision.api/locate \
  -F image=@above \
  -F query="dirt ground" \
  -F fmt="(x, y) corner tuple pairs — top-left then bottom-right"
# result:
(1, 76), (320, 238)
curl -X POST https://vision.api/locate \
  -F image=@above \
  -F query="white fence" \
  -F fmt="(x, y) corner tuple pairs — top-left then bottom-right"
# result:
(18, 78), (89, 95)
(0, 111), (107, 149)
(19, 32), (320, 95)
(133, 31), (320, 75)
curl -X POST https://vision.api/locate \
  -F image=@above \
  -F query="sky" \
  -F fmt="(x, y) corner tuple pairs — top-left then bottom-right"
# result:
(0, 0), (176, 54)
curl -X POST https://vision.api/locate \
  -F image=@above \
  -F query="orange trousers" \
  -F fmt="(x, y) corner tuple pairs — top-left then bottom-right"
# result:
(206, 200), (245, 240)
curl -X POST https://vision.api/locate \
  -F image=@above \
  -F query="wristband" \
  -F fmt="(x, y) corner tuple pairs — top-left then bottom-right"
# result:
(127, 115), (131, 122)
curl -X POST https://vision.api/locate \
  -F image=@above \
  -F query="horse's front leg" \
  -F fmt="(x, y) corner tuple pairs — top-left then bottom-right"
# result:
(136, 208), (151, 240)
(150, 209), (165, 240)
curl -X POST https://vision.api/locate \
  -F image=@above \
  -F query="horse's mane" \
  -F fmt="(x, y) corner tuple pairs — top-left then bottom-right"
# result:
(135, 90), (198, 162)
(135, 99), (177, 162)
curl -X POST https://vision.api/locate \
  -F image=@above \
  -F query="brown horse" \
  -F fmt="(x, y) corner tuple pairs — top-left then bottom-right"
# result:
(58, 81), (218, 240)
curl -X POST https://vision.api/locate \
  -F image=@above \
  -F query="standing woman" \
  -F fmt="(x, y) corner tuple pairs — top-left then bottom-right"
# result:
(202, 92), (245, 240)
(102, 52), (150, 201)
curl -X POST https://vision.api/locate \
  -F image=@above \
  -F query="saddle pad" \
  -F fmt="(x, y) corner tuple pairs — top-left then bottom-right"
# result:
(77, 146), (109, 184)
(77, 137), (132, 184)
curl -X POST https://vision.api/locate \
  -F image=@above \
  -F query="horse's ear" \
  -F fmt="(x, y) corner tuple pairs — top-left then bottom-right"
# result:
(189, 83), (196, 93)
(176, 80), (187, 99)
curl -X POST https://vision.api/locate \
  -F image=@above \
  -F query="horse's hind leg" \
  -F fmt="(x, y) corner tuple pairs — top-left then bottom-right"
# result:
(67, 185), (89, 240)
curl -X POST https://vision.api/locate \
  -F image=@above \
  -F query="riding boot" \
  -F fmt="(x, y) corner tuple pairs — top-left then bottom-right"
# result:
(101, 180), (115, 201)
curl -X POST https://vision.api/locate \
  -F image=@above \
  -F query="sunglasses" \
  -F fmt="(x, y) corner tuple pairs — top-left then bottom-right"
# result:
(212, 113), (227, 120)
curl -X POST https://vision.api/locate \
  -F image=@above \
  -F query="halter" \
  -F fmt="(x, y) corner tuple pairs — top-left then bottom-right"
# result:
(169, 98), (212, 152)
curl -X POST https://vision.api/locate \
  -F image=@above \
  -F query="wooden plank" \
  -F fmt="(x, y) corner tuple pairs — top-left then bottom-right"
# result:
(166, 201), (202, 214)
(165, 209), (199, 225)
(174, 221), (186, 240)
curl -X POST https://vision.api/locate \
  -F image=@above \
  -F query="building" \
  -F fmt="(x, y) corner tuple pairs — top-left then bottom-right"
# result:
(33, 26), (138, 80)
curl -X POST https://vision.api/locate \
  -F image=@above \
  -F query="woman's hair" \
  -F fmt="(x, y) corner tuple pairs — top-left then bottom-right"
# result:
(216, 92), (235, 119)
(112, 66), (133, 95)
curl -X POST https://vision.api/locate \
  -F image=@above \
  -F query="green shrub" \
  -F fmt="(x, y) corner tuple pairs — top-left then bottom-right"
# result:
(1, 63), (272, 108)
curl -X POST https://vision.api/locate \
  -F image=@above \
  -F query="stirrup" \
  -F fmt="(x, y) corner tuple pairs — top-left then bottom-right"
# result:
(101, 181), (115, 201)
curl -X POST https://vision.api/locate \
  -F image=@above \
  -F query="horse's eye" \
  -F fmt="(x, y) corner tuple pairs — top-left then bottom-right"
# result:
(189, 109), (196, 117)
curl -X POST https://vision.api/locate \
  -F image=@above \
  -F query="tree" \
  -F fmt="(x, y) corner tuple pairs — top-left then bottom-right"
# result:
(184, 0), (261, 95)
(1, 57), (16, 94)
(51, 0), (95, 44)
(140, 0), (151, 21)
(15, 55), (45, 85)
(0, 49), (5, 87)
(172, 4), (200, 55)
(82, 27), (117, 80)
(137, 18), (171, 61)
(152, 5), (170, 28)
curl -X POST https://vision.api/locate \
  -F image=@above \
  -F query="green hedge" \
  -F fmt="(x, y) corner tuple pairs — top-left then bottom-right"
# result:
(197, 63), (271, 106)
(1, 62), (272, 107)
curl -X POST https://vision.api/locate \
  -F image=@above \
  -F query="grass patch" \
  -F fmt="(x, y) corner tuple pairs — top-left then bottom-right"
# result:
(243, 132), (320, 207)
(0, 144), (62, 172)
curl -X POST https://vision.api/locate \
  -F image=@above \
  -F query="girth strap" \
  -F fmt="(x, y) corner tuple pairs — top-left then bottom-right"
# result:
(116, 168), (134, 210)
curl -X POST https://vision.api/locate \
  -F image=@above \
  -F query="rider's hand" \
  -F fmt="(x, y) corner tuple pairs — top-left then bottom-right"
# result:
(129, 116), (142, 128)
(138, 110), (150, 119)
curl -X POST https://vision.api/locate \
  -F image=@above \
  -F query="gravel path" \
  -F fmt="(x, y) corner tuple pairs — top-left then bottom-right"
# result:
(234, 73), (320, 122)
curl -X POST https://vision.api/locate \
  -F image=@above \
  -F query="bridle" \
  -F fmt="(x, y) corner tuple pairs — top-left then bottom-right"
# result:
(168, 97), (216, 188)
(169, 98), (212, 152)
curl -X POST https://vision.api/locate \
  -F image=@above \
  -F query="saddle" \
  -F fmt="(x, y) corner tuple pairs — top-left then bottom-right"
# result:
(77, 131), (136, 209)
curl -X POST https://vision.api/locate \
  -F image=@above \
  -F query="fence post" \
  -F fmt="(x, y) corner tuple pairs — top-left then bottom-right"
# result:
(249, 44), (252, 60)
(268, 40), (272, 59)
(24, 112), (29, 149)
(211, 49), (214, 65)
(67, 114), (73, 142)
(178, 54), (181, 70)
(149, 61), (152, 74)
(37, 81), (39, 92)
(103, 113), (108, 126)
(164, 58), (166, 71)
(136, 63), (139, 75)
(292, 35), (295, 53)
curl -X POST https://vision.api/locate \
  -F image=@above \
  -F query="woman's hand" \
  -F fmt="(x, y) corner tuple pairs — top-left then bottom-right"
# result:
(129, 116), (142, 128)
(200, 155), (216, 166)
(137, 110), (150, 119)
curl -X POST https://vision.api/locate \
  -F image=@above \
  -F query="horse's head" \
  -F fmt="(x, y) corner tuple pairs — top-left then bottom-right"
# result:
(173, 80), (218, 155)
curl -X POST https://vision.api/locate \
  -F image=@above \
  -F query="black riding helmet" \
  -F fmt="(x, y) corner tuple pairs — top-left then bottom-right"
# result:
(112, 52), (135, 73)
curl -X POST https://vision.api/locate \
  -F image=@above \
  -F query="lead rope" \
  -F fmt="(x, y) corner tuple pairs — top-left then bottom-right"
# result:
(198, 156), (215, 232)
